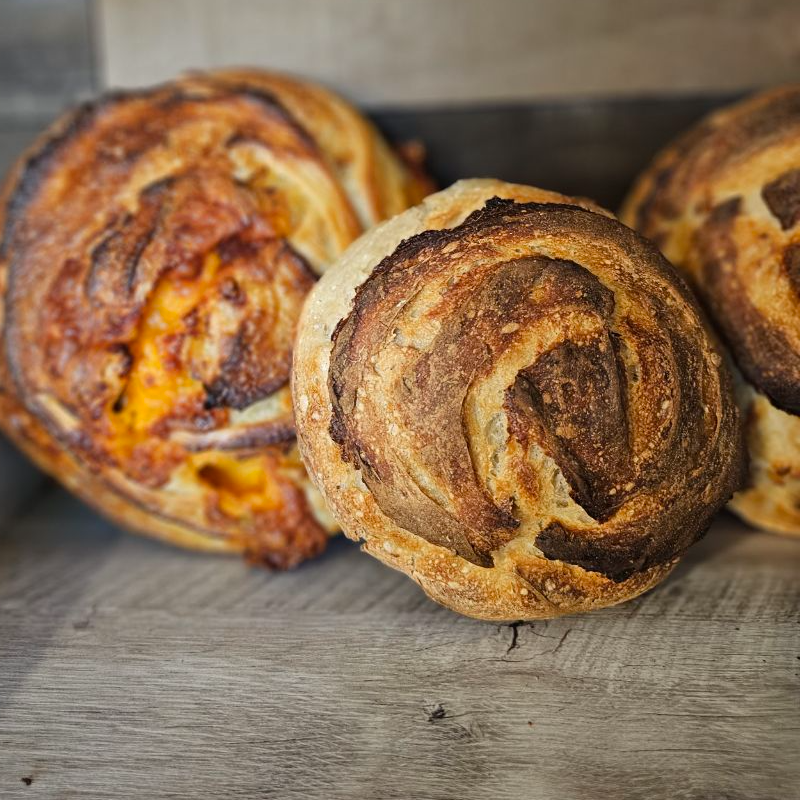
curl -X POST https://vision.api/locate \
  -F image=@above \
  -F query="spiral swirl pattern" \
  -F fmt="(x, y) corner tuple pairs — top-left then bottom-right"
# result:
(294, 180), (744, 619)
(0, 70), (430, 566)
(622, 86), (800, 535)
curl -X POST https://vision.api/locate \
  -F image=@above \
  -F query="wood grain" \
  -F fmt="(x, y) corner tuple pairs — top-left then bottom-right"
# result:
(0, 0), (94, 518)
(96, 0), (800, 106)
(0, 489), (798, 799)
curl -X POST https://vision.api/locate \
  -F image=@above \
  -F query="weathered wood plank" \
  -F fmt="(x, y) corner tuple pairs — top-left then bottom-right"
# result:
(0, 490), (797, 799)
(0, 0), (95, 124)
(372, 95), (734, 210)
(0, 125), (48, 522)
(96, 0), (800, 106)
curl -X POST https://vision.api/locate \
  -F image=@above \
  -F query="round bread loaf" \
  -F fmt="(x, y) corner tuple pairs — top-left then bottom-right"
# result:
(293, 179), (745, 619)
(0, 69), (430, 567)
(621, 86), (800, 536)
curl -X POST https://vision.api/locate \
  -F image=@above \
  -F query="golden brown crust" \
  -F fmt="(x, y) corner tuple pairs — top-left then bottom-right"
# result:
(191, 69), (433, 225)
(0, 69), (430, 567)
(293, 179), (745, 619)
(728, 381), (800, 536)
(621, 86), (800, 536)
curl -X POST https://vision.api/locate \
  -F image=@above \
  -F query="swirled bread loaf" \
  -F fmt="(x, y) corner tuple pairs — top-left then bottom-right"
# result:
(293, 179), (745, 619)
(622, 86), (800, 536)
(0, 69), (430, 567)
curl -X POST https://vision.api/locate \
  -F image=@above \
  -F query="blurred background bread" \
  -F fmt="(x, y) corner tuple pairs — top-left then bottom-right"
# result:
(0, 68), (429, 566)
(622, 86), (800, 536)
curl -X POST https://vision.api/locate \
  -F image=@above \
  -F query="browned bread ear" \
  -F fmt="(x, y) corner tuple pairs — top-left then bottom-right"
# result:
(621, 86), (800, 536)
(293, 179), (745, 619)
(0, 69), (430, 566)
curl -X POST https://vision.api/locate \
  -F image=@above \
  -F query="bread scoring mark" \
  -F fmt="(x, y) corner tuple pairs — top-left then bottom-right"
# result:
(328, 197), (744, 581)
(86, 178), (172, 300)
(535, 522), (645, 583)
(507, 336), (632, 522)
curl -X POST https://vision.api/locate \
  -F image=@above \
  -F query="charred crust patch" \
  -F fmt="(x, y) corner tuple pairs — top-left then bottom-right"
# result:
(201, 327), (292, 411)
(709, 195), (742, 224)
(178, 419), (296, 451)
(2, 100), (108, 257)
(536, 523), (648, 583)
(216, 84), (321, 153)
(762, 168), (800, 230)
(86, 183), (168, 300)
(507, 332), (632, 522)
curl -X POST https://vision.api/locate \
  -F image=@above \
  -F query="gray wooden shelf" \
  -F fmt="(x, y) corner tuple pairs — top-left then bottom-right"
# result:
(1, 489), (798, 799)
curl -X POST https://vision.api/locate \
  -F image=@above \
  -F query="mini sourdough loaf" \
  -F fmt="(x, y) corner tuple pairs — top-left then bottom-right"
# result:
(622, 86), (800, 536)
(293, 179), (745, 620)
(0, 69), (430, 567)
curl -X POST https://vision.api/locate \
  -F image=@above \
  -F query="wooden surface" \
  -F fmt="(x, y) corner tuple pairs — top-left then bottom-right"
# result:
(96, 0), (800, 105)
(1, 490), (798, 799)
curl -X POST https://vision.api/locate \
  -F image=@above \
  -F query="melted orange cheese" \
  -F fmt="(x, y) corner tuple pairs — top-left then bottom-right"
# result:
(113, 252), (221, 442)
(189, 451), (282, 517)
(110, 252), (282, 519)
